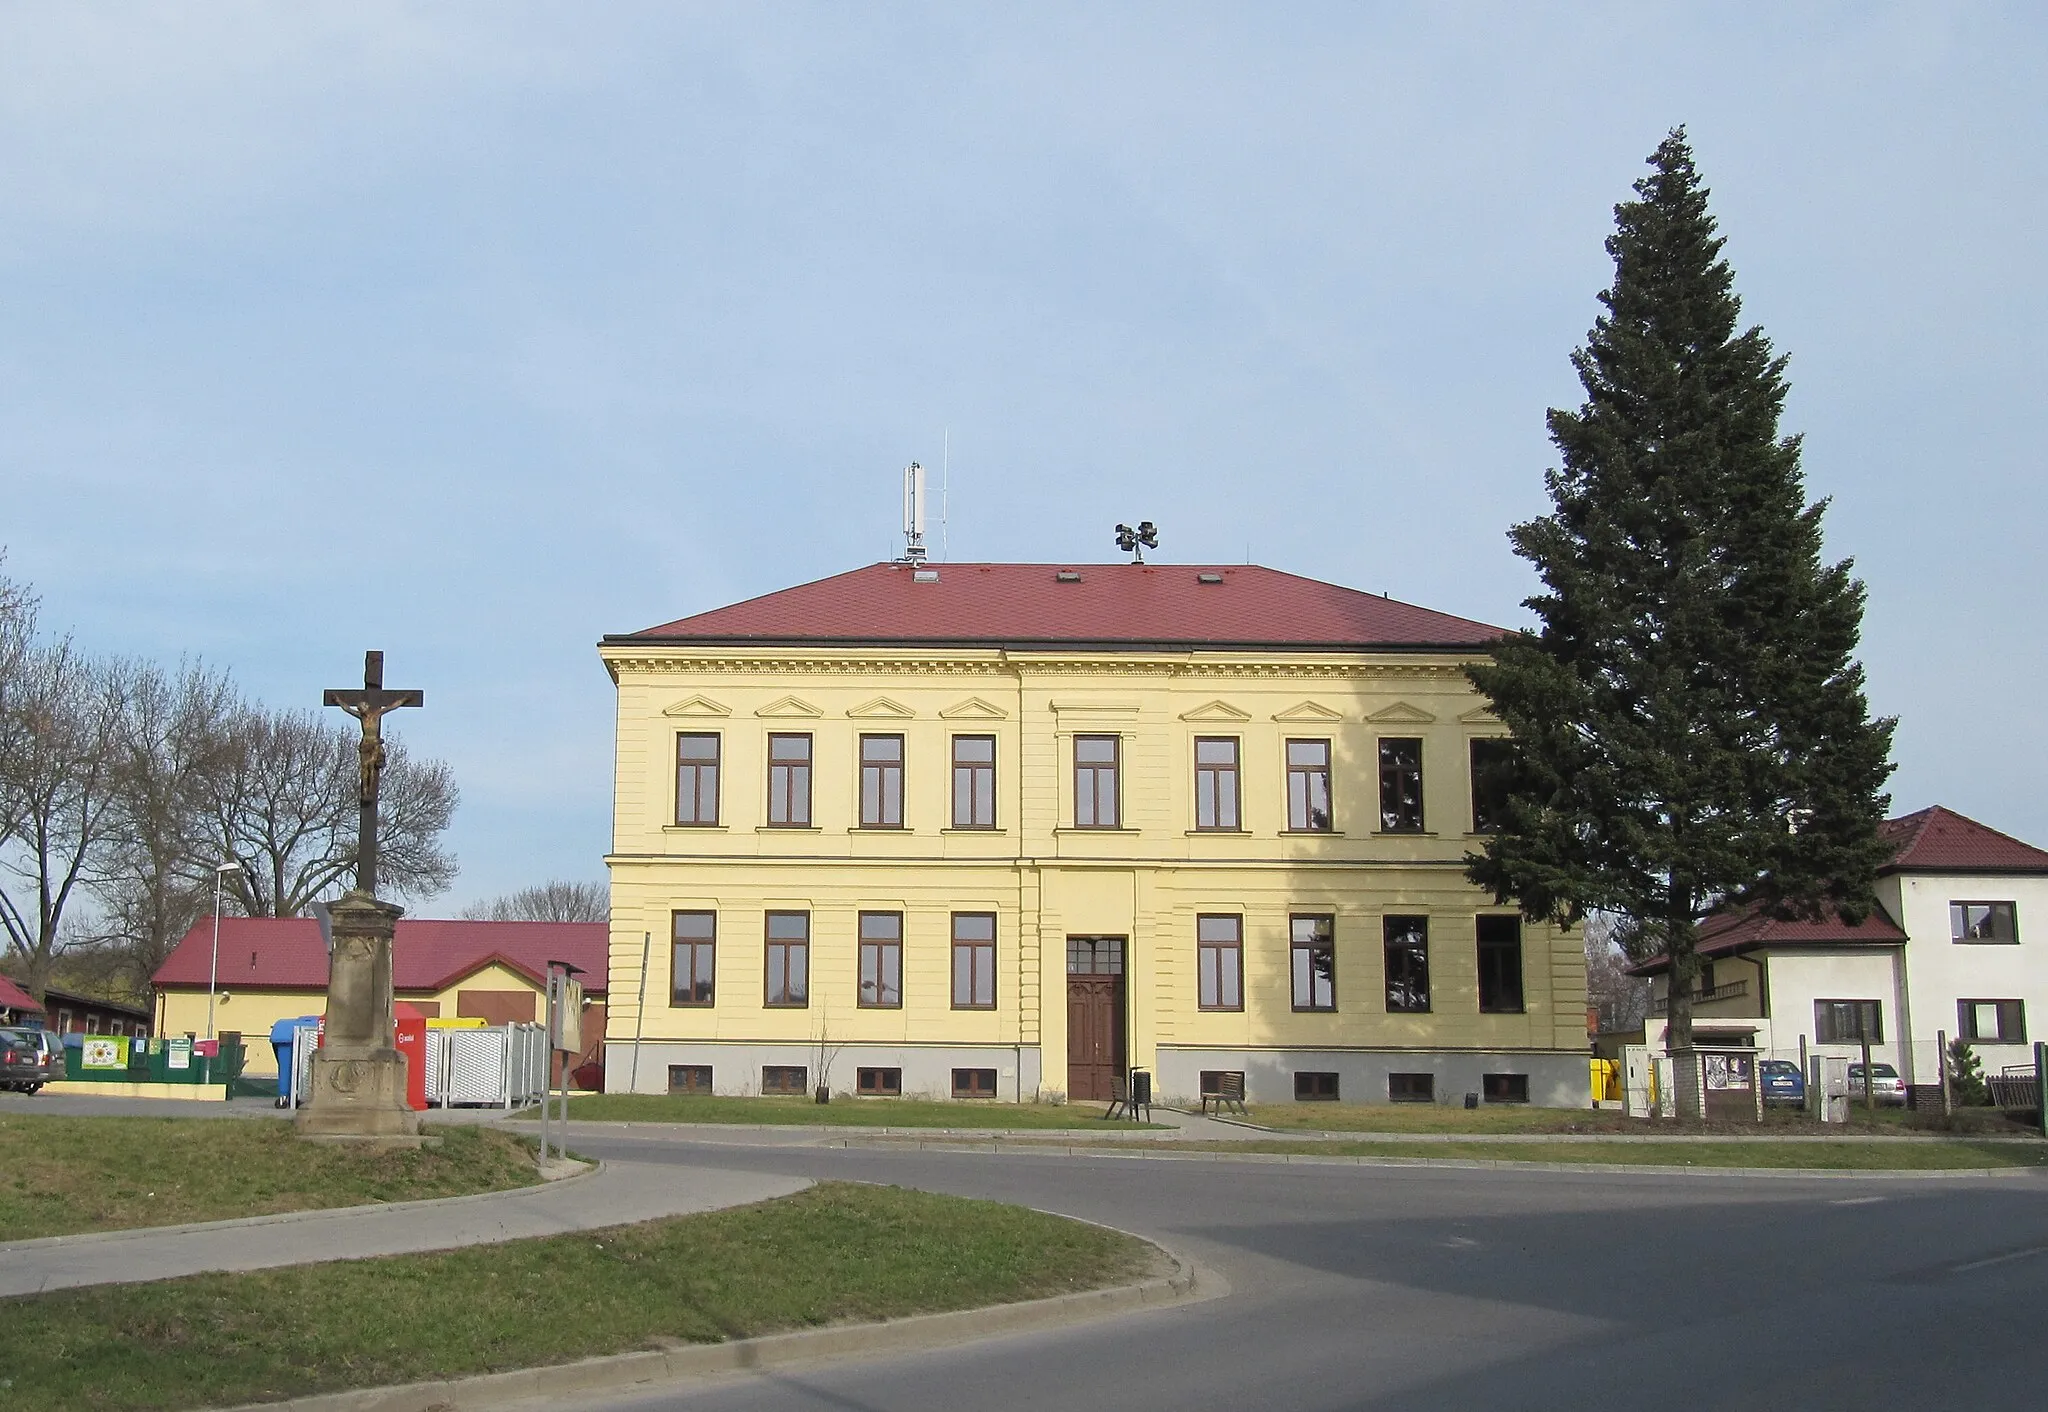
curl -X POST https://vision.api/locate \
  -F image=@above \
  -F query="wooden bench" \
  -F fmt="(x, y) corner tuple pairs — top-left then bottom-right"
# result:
(1102, 1073), (1151, 1122)
(1200, 1071), (1249, 1118)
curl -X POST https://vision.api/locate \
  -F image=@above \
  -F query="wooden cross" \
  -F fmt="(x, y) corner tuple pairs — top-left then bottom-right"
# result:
(323, 650), (424, 897)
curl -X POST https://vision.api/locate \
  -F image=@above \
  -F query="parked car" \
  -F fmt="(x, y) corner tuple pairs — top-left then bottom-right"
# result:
(1759, 1058), (1806, 1106)
(0, 1027), (60, 1094)
(1848, 1061), (1907, 1106)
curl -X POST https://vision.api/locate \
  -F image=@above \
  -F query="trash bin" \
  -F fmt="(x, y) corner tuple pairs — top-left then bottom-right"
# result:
(1130, 1069), (1152, 1106)
(270, 1015), (320, 1108)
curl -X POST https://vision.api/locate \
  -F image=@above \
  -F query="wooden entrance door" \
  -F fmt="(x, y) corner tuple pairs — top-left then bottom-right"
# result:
(1066, 936), (1126, 1103)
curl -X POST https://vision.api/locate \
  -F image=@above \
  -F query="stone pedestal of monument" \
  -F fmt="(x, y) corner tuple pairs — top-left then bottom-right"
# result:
(296, 890), (423, 1145)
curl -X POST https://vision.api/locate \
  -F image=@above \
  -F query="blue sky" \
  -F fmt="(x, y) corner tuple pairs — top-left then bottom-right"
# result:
(3, 4), (2042, 910)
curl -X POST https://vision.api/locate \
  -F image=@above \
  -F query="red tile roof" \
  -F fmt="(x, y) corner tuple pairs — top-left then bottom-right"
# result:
(1879, 806), (2048, 875)
(1627, 906), (1907, 976)
(0, 973), (41, 1015)
(152, 917), (608, 996)
(612, 562), (1504, 651)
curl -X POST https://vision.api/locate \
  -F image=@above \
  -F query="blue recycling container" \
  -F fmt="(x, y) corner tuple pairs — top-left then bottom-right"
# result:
(269, 1015), (320, 1103)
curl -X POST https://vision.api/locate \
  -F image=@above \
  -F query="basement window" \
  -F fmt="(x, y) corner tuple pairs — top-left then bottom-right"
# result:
(1294, 1071), (1340, 1102)
(761, 1064), (808, 1096)
(1389, 1072), (1435, 1103)
(953, 1068), (999, 1098)
(667, 1064), (712, 1095)
(1482, 1073), (1530, 1104)
(857, 1067), (903, 1096)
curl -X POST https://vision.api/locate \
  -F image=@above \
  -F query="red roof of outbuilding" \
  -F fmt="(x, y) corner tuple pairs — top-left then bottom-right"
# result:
(152, 917), (609, 996)
(0, 974), (41, 1014)
(1879, 806), (2048, 875)
(611, 562), (1504, 651)
(1627, 906), (1907, 976)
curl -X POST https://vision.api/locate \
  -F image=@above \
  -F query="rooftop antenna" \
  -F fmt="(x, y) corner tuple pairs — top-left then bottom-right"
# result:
(1114, 521), (1159, 564)
(941, 429), (950, 563)
(899, 462), (928, 565)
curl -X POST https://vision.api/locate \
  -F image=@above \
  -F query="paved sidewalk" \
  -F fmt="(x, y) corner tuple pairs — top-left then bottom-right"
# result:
(0, 1160), (808, 1298)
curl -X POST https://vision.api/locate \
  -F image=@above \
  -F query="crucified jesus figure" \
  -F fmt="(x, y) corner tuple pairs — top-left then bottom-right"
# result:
(323, 651), (424, 897)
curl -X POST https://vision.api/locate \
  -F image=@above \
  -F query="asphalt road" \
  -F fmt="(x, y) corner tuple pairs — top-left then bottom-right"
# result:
(565, 1131), (2048, 1412)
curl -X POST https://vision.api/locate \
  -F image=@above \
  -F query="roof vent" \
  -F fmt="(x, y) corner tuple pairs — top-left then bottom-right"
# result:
(913, 568), (939, 583)
(1197, 572), (1223, 584)
(1056, 570), (1082, 583)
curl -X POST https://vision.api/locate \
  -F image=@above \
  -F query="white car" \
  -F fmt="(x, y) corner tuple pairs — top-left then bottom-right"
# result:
(1848, 1061), (1907, 1106)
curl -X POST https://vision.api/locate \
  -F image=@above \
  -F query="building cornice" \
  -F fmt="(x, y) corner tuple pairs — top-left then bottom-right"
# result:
(601, 644), (1485, 684)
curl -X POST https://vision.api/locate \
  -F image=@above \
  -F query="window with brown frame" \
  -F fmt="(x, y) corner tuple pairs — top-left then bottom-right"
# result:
(859, 734), (904, 828)
(858, 911), (903, 1009)
(1194, 737), (1241, 830)
(952, 735), (996, 828)
(952, 912), (996, 1009)
(1074, 735), (1121, 827)
(1388, 1072), (1434, 1103)
(857, 1066), (903, 1096)
(1197, 914), (1244, 1011)
(1469, 738), (1514, 834)
(675, 733), (721, 826)
(767, 733), (812, 826)
(1378, 737), (1424, 832)
(1476, 914), (1524, 1013)
(671, 911), (716, 1007)
(1291, 914), (1336, 1011)
(1384, 915), (1430, 1013)
(667, 1064), (712, 1094)
(761, 1064), (808, 1096)
(952, 1067), (998, 1098)
(1815, 999), (1882, 1044)
(1483, 1073), (1530, 1104)
(764, 911), (810, 1007)
(1951, 901), (2019, 944)
(1958, 999), (2026, 1044)
(1286, 739), (1332, 831)
(1294, 1071), (1339, 1101)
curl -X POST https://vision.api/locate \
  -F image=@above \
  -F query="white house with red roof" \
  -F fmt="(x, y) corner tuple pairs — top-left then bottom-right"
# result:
(600, 559), (1591, 1107)
(151, 916), (609, 1082)
(0, 973), (41, 1026)
(1631, 806), (2048, 1086)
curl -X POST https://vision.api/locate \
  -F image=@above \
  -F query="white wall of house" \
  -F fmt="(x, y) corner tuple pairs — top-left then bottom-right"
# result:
(1648, 947), (1906, 1071)
(1886, 872), (2048, 1084)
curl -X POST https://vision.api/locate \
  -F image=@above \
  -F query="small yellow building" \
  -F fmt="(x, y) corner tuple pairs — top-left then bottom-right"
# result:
(153, 916), (609, 1079)
(600, 561), (1587, 1107)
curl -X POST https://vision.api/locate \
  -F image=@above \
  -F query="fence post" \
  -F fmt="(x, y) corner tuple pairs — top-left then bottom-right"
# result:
(2036, 1041), (2046, 1139)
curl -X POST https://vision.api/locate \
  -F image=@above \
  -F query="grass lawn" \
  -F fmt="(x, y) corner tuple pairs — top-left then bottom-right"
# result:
(3, 1182), (1160, 1411)
(0, 1116), (542, 1241)
(1239, 1103), (2040, 1138)
(1085, 1138), (2048, 1170)
(525, 1093), (1161, 1129)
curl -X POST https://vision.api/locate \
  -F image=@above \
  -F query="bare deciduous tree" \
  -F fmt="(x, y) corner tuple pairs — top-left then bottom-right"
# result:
(1584, 912), (1652, 1034)
(460, 879), (608, 923)
(204, 707), (457, 918)
(88, 660), (242, 997)
(0, 640), (133, 1002)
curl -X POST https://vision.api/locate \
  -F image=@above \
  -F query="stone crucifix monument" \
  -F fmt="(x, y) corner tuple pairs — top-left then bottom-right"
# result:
(296, 650), (426, 1143)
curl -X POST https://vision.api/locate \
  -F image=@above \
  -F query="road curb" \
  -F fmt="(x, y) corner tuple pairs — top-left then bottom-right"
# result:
(0, 1158), (597, 1261)
(783, 1137), (2047, 1180)
(212, 1244), (1216, 1412)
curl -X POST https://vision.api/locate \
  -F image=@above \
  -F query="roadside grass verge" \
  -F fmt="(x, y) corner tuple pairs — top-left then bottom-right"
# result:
(1238, 1103), (2039, 1138)
(1075, 1138), (2048, 1170)
(0, 1116), (541, 1241)
(4, 1182), (1160, 1411)
(525, 1093), (1160, 1129)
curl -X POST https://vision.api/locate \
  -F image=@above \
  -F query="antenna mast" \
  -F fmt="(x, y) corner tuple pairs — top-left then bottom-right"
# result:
(899, 462), (928, 565)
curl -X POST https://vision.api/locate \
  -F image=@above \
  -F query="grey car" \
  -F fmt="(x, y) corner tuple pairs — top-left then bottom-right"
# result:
(0, 1027), (61, 1094)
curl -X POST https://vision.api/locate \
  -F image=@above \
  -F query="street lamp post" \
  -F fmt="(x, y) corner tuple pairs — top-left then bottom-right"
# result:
(206, 861), (245, 1041)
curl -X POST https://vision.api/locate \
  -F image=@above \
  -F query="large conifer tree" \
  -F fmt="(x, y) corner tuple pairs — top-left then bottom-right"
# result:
(1469, 131), (1896, 1114)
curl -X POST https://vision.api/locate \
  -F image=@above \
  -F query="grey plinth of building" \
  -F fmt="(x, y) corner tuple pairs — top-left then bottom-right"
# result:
(295, 890), (425, 1145)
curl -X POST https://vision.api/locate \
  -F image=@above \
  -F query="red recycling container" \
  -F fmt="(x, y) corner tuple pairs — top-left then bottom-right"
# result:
(393, 1018), (428, 1110)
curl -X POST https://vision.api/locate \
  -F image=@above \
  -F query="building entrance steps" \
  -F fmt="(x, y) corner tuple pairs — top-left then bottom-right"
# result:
(0, 1159), (809, 1298)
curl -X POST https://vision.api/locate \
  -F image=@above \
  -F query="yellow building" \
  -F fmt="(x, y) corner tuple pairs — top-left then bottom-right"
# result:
(600, 561), (1587, 1107)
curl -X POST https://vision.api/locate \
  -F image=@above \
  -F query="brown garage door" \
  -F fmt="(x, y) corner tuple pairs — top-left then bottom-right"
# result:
(457, 990), (536, 1025)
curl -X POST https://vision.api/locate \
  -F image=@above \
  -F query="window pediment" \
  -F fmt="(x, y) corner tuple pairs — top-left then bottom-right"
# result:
(1273, 700), (1344, 723)
(755, 695), (823, 718)
(662, 694), (732, 718)
(1180, 700), (1252, 723)
(1366, 701), (1437, 725)
(939, 697), (1009, 720)
(847, 696), (915, 719)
